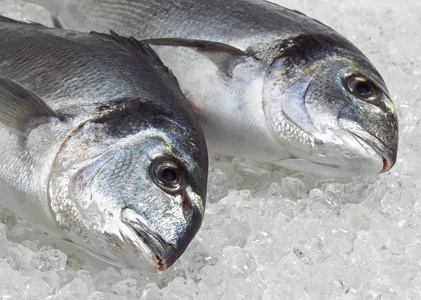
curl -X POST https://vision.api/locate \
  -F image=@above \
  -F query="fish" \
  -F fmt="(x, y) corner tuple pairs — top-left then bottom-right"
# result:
(27, 0), (399, 176)
(0, 16), (208, 272)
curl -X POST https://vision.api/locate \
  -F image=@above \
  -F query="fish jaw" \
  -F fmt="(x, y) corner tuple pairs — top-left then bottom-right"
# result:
(338, 118), (396, 173)
(121, 209), (171, 271)
(121, 182), (205, 271)
(89, 218), (160, 272)
(274, 124), (388, 176)
(121, 202), (201, 271)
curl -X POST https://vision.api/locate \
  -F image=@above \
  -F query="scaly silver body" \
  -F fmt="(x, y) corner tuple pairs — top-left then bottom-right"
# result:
(30, 0), (399, 176)
(0, 17), (208, 272)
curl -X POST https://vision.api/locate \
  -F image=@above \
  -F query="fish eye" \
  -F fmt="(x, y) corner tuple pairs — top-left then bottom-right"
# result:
(345, 75), (379, 102)
(150, 157), (185, 193)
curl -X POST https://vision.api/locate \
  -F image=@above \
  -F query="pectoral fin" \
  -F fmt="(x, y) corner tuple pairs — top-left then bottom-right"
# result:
(0, 78), (58, 135)
(143, 38), (257, 77)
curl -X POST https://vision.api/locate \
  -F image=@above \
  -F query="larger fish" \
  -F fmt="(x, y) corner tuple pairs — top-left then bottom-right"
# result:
(0, 16), (208, 272)
(28, 0), (399, 176)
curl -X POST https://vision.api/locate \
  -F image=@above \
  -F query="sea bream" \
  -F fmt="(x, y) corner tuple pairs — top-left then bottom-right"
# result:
(0, 16), (208, 272)
(28, 0), (399, 176)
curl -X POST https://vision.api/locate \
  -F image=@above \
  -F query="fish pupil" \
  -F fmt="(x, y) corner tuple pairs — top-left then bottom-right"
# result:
(162, 168), (177, 182)
(355, 81), (371, 96)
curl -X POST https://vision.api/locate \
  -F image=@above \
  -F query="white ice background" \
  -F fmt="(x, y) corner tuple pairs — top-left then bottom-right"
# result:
(0, 0), (419, 299)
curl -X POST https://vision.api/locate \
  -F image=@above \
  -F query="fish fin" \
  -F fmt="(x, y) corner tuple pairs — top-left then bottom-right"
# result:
(90, 30), (178, 81)
(143, 38), (256, 78)
(0, 78), (58, 134)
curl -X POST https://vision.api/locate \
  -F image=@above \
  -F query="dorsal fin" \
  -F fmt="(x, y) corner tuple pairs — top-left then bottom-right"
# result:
(142, 38), (256, 78)
(91, 31), (168, 69)
(90, 30), (178, 83)
(0, 78), (58, 135)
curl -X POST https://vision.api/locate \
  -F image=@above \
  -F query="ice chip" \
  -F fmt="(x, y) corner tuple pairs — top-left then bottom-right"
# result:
(207, 167), (229, 203)
(232, 158), (272, 190)
(24, 277), (52, 300)
(93, 267), (122, 293)
(7, 244), (34, 272)
(200, 265), (224, 287)
(34, 245), (67, 272)
(139, 283), (164, 299)
(293, 247), (313, 265)
(111, 278), (138, 298)
(340, 204), (371, 231)
(200, 265), (228, 297)
(246, 230), (274, 267)
(162, 277), (195, 299)
(294, 236), (327, 265)
(380, 189), (413, 227)
(280, 177), (308, 200)
(222, 246), (257, 279)
(323, 228), (357, 258)
(41, 270), (61, 294)
(56, 278), (92, 299)
(385, 238), (406, 256)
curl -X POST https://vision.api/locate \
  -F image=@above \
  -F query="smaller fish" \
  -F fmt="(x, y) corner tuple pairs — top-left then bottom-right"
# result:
(0, 16), (208, 272)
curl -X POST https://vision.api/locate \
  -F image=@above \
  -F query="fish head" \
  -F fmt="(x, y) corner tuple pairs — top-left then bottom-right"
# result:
(263, 35), (398, 176)
(49, 112), (207, 272)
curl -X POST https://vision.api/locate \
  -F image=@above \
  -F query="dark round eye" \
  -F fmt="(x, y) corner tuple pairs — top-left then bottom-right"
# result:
(150, 157), (185, 193)
(345, 75), (379, 101)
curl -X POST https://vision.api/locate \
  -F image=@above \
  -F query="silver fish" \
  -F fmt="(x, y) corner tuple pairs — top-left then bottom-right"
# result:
(29, 0), (399, 176)
(0, 16), (208, 272)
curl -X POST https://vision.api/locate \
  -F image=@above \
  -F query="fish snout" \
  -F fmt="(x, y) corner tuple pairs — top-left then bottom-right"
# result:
(121, 204), (202, 270)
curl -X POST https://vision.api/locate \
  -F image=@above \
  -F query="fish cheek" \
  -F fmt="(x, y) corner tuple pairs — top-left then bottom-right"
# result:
(304, 69), (352, 130)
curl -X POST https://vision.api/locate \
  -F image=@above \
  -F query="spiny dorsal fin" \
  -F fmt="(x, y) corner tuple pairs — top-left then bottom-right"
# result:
(0, 78), (58, 135)
(90, 30), (179, 84)
(90, 30), (168, 69)
(142, 38), (257, 78)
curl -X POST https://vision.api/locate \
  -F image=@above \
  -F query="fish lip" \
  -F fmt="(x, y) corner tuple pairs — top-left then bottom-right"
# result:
(121, 209), (175, 271)
(338, 118), (396, 173)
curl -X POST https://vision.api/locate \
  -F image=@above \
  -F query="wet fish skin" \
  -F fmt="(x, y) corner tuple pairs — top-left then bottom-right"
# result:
(0, 17), (208, 271)
(32, 0), (399, 176)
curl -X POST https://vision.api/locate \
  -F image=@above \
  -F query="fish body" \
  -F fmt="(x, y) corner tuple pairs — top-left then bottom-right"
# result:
(0, 17), (208, 272)
(32, 0), (399, 176)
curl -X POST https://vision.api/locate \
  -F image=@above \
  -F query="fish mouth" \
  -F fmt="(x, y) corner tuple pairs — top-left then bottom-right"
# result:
(339, 118), (397, 173)
(121, 209), (175, 271)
